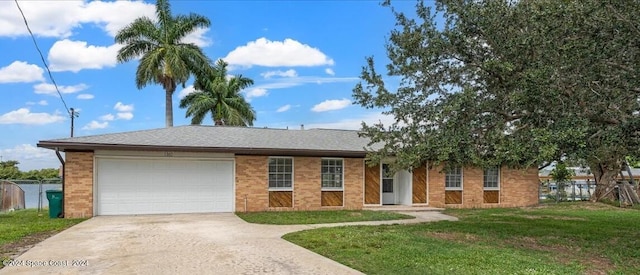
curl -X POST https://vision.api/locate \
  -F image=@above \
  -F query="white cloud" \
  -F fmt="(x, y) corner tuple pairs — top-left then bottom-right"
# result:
(116, 112), (134, 120)
(0, 61), (44, 83)
(0, 108), (65, 125)
(178, 85), (196, 99)
(224, 38), (334, 68)
(80, 1), (156, 37)
(305, 112), (396, 130)
(276, 104), (291, 113)
(0, 144), (61, 170)
(99, 114), (115, 121)
(82, 120), (108, 130)
(180, 27), (212, 47)
(0, 1), (155, 38)
(251, 76), (359, 91)
(34, 83), (88, 95)
(48, 39), (121, 72)
(311, 98), (352, 112)
(244, 88), (268, 101)
(114, 102), (134, 112)
(114, 102), (134, 120)
(77, 94), (94, 100)
(261, 69), (298, 79)
(26, 100), (48, 106)
(325, 68), (335, 76)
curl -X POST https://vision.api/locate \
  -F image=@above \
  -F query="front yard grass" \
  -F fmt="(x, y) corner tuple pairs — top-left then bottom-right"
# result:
(284, 202), (640, 274)
(0, 209), (85, 267)
(236, 210), (414, 225)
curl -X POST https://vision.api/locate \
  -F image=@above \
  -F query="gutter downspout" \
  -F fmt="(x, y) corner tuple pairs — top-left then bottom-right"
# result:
(55, 148), (65, 218)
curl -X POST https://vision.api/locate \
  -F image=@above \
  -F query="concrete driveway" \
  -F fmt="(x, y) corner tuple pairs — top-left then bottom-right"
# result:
(1, 212), (457, 275)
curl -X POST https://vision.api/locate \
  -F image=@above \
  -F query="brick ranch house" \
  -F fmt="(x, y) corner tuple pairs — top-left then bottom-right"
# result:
(37, 125), (539, 218)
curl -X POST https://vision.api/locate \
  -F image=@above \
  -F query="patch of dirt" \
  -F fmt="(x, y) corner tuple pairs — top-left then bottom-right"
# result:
(528, 202), (620, 211)
(506, 237), (614, 274)
(491, 213), (587, 221)
(349, 212), (363, 217)
(0, 231), (60, 262)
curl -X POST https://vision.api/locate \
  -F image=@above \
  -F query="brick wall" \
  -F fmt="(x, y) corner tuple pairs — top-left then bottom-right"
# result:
(427, 164), (539, 208)
(343, 158), (364, 209)
(294, 157), (321, 209)
(235, 155), (269, 212)
(500, 167), (539, 207)
(236, 156), (365, 212)
(64, 151), (94, 218)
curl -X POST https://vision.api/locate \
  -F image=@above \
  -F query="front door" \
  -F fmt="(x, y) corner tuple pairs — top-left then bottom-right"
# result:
(382, 164), (395, 205)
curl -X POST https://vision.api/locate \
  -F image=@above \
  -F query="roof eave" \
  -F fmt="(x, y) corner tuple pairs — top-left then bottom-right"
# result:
(37, 141), (368, 158)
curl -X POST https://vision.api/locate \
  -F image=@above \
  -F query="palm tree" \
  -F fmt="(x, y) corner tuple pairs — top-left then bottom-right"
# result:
(179, 60), (256, 126)
(115, 0), (211, 127)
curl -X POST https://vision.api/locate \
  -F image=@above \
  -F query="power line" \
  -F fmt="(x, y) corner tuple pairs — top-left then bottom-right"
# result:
(14, 0), (71, 115)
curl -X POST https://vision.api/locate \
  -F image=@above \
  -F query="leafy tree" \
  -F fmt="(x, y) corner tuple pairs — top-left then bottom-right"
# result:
(0, 160), (20, 179)
(115, 0), (211, 127)
(179, 60), (256, 126)
(549, 162), (575, 201)
(353, 0), (640, 202)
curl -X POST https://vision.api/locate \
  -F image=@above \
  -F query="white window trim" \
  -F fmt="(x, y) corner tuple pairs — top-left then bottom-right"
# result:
(483, 166), (500, 191)
(321, 157), (344, 191)
(268, 156), (294, 191)
(445, 166), (463, 191)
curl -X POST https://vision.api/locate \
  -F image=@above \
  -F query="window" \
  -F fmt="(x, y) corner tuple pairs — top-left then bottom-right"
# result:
(382, 163), (393, 193)
(445, 166), (462, 190)
(483, 167), (499, 190)
(268, 157), (292, 189)
(321, 159), (343, 189)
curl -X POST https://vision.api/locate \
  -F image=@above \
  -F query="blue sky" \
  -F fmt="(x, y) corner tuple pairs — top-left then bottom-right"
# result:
(0, 0), (420, 170)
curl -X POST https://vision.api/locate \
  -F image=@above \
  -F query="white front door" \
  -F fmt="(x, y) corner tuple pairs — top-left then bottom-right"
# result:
(382, 163), (395, 205)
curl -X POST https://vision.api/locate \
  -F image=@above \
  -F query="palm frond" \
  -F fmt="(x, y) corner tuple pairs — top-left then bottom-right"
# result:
(155, 0), (172, 31)
(171, 14), (211, 44)
(135, 48), (165, 89)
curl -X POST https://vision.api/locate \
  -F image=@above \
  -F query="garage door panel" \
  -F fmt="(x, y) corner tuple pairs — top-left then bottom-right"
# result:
(97, 158), (234, 215)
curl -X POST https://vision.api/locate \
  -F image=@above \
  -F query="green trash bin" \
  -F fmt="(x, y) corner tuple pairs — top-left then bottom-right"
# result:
(46, 189), (63, 218)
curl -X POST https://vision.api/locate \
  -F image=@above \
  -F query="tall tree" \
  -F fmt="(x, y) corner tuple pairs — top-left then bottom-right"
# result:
(179, 60), (256, 126)
(115, 0), (211, 127)
(353, 0), (640, 201)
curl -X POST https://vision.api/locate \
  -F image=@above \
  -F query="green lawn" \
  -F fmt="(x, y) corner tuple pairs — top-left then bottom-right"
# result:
(284, 203), (640, 274)
(236, 210), (414, 225)
(0, 209), (85, 267)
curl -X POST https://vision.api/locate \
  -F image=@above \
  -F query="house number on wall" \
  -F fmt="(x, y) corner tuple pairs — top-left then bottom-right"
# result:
(163, 152), (173, 157)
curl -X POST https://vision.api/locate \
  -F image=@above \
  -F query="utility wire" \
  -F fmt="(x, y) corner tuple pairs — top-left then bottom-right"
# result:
(14, 0), (71, 115)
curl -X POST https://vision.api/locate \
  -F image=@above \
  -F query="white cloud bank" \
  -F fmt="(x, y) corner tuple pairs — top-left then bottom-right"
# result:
(34, 83), (88, 95)
(77, 94), (94, 100)
(48, 39), (121, 72)
(276, 104), (291, 113)
(261, 69), (298, 79)
(325, 68), (335, 76)
(305, 112), (396, 130)
(0, 61), (44, 83)
(0, 144), (61, 170)
(0, 1), (155, 38)
(224, 38), (334, 68)
(177, 85), (196, 99)
(82, 120), (108, 130)
(311, 98), (352, 112)
(244, 88), (268, 101)
(0, 108), (65, 125)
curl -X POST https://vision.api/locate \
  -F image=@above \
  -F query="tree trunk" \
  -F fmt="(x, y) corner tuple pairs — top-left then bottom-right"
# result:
(589, 160), (622, 202)
(165, 88), (174, 128)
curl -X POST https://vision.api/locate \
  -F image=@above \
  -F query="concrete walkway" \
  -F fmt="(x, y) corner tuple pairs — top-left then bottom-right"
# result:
(1, 211), (457, 275)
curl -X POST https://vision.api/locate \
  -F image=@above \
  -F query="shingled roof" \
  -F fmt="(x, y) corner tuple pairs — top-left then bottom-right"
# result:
(37, 125), (378, 157)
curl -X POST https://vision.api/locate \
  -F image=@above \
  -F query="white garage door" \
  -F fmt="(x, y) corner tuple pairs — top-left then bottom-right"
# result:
(96, 158), (234, 215)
